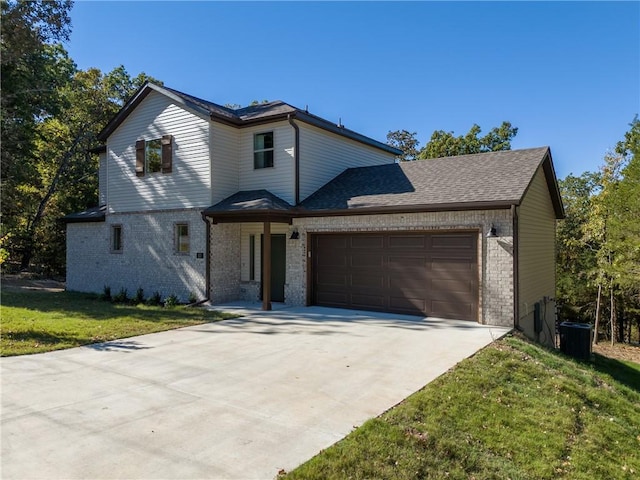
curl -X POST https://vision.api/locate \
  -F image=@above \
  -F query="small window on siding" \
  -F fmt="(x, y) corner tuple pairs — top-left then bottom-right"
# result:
(175, 223), (189, 254)
(111, 225), (123, 253)
(254, 132), (274, 169)
(249, 234), (255, 280)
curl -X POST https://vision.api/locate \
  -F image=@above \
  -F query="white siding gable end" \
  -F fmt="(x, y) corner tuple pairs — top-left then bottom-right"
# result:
(107, 91), (211, 213)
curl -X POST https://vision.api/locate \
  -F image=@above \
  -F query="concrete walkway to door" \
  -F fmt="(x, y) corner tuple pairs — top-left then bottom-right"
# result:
(1, 304), (511, 480)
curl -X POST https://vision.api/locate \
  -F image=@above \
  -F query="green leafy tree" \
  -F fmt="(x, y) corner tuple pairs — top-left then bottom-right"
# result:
(386, 130), (420, 161)
(1, 0), (75, 271)
(15, 66), (162, 272)
(558, 117), (640, 345)
(418, 121), (518, 159)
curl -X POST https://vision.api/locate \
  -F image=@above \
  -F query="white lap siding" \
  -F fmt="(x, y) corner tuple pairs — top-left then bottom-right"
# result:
(517, 166), (558, 347)
(107, 91), (211, 213)
(66, 209), (206, 302)
(298, 123), (396, 202)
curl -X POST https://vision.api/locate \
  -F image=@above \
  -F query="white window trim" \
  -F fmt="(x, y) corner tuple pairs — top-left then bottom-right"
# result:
(254, 131), (274, 169)
(110, 224), (123, 254)
(174, 222), (190, 255)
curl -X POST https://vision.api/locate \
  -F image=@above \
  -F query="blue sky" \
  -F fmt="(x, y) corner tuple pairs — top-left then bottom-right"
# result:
(67, 1), (639, 179)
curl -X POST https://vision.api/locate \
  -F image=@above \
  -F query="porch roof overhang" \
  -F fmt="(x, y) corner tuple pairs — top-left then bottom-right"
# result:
(202, 190), (294, 224)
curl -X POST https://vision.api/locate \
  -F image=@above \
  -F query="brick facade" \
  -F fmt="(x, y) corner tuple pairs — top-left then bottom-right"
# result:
(207, 209), (515, 327)
(66, 209), (207, 302)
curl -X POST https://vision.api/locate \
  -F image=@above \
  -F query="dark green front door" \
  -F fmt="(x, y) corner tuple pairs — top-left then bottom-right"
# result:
(261, 234), (286, 302)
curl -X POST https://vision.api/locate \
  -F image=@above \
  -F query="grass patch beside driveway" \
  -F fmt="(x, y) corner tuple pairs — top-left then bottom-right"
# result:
(282, 335), (640, 480)
(0, 289), (236, 356)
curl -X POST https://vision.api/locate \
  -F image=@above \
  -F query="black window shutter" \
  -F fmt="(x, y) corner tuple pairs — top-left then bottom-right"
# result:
(135, 140), (145, 176)
(161, 135), (173, 173)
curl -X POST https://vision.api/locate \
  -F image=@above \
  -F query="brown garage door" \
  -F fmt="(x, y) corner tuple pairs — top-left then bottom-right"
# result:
(311, 232), (478, 320)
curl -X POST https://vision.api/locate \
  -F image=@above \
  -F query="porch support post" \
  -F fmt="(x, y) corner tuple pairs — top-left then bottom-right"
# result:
(262, 220), (272, 311)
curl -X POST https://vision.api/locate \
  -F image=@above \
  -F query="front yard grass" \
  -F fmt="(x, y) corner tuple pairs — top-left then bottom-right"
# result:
(283, 335), (640, 480)
(0, 289), (237, 356)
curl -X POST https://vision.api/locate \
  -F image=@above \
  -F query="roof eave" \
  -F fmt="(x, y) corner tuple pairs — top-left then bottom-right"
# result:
(203, 209), (294, 224)
(98, 83), (217, 141)
(295, 200), (517, 218)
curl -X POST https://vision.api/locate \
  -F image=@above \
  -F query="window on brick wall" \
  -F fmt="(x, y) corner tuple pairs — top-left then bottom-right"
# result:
(175, 223), (189, 254)
(111, 225), (123, 253)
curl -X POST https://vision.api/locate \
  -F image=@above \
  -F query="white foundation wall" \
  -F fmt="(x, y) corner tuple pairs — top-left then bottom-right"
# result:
(66, 209), (207, 302)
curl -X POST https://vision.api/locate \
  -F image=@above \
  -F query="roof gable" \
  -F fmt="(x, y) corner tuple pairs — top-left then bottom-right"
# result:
(97, 82), (400, 155)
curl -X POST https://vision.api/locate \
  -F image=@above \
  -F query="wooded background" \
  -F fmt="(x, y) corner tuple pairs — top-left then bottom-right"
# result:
(2, 1), (638, 345)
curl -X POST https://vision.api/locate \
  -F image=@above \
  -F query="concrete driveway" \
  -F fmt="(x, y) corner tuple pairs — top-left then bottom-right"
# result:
(1, 304), (510, 480)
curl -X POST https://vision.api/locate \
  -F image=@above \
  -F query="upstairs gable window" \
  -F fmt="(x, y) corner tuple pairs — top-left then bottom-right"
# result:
(146, 139), (162, 173)
(136, 135), (173, 176)
(254, 132), (274, 169)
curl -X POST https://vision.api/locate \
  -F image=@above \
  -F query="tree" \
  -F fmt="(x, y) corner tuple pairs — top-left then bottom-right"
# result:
(386, 130), (420, 161)
(418, 121), (518, 159)
(557, 117), (640, 345)
(15, 66), (162, 272)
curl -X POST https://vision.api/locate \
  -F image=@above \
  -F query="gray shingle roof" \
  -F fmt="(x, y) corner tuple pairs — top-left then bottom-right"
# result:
(61, 205), (106, 223)
(97, 83), (400, 155)
(300, 147), (562, 216)
(204, 190), (293, 214)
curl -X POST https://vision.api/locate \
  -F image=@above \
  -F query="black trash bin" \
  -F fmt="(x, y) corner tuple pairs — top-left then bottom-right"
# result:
(559, 322), (592, 361)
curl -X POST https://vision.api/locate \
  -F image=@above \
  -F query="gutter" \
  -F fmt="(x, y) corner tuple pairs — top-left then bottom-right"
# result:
(512, 204), (520, 330)
(288, 114), (300, 205)
(200, 212), (212, 302)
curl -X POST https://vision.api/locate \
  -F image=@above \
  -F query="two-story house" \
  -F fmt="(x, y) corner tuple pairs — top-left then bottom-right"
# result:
(64, 82), (564, 346)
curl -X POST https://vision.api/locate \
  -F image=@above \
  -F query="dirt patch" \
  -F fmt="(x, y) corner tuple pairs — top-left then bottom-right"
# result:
(593, 342), (640, 365)
(1, 274), (65, 293)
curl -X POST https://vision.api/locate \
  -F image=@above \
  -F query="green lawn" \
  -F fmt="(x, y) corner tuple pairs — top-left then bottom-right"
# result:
(283, 335), (640, 480)
(0, 289), (237, 356)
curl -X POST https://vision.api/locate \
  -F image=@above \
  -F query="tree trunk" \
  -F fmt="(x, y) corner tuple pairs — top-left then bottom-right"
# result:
(610, 287), (615, 347)
(593, 283), (602, 345)
(18, 130), (87, 270)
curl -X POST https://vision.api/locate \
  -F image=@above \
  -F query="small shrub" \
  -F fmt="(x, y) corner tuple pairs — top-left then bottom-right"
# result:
(147, 291), (162, 306)
(100, 285), (111, 301)
(164, 294), (179, 308)
(188, 291), (198, 304)
(134, 287), (145, 304)
(112, 288), (129, 304)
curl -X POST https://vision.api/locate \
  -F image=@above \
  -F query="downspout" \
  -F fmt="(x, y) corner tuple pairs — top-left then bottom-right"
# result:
(512, 204), (520, 331)
(201, 212), (211, 302)
(288, 114), (300, 205)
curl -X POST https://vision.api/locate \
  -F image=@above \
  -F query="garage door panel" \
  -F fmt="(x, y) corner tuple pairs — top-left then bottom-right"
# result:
(350, 273), (385, 288)
(388, 255), (426, 268)
(389, 295), (426, 314)
(317, 272), (347, 287)
(388, 235), (426, 248)
(430, 256), (476, 272)
(430, 278), (474, 294)
(316, 291), (348, 306)
(430, 299), (475, 318)
(351, 294), (385, 309)
(431, 234), (475, 249)
(351, 254), (384, 268)
(317, 255), (347, 267)
(312, 232), (478, 321)
(351, 236), (384, 249)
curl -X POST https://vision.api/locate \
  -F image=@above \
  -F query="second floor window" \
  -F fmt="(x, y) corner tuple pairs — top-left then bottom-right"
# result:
(135, 135), (173, 176)
(254, 132), (274, 169)
(146, 139), (162, 173)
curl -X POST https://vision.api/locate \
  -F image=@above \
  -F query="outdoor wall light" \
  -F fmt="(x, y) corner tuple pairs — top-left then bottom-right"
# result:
(486, 224), (498, 238)
(289, 229), (299, 240)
